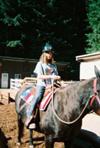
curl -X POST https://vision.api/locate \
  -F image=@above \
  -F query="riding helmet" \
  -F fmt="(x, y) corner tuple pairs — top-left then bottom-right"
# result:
(42, 42), (54, 53)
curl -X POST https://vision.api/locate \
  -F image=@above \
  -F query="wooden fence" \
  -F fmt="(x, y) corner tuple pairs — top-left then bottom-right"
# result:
(0, 77), (37, 105)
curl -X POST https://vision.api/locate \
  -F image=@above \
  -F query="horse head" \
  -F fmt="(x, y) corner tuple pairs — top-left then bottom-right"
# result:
(91, 66), (100, 115)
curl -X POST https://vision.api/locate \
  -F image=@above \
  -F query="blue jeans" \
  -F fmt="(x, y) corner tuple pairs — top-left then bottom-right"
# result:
(27, 85), (45, 116)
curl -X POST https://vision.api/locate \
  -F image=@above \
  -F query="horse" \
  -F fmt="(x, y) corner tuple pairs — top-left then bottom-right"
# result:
(15, 66), (100, 148)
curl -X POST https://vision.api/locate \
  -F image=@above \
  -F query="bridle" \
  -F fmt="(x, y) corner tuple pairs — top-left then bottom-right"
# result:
(90, 78), (100, 106)
(51, 78), (100, 125)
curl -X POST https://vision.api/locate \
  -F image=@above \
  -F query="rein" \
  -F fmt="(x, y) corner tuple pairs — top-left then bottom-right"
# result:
(51, 79), (100, 125)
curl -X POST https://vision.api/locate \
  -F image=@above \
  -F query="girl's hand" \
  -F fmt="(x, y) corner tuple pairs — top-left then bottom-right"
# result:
(51, 75), (61, 80)
(38, 75), (61, 80)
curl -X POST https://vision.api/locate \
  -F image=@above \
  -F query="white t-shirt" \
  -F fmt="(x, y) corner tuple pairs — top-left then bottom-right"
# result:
(34, 61), (58, 86)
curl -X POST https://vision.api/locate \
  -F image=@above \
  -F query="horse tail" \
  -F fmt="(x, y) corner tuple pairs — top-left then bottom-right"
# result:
(15, 89), (26, 145)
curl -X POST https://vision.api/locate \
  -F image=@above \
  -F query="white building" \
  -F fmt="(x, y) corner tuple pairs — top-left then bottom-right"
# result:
(76, 52), (100, 80)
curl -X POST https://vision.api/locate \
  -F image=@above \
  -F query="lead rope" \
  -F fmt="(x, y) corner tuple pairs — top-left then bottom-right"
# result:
(51, 80), (90, 125)
(93, 79), (100, 105)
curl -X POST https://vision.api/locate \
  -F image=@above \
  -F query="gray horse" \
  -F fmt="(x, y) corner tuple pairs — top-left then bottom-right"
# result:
(15, 66), (100, 148)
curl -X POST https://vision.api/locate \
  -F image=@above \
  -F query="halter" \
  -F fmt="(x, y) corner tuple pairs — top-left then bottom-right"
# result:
(90, 78), (100, 106)
(51, 78), (100, 125)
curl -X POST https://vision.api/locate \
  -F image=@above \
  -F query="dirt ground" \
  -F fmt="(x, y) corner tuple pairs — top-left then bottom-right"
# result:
(0, 102), (100, 148)
(0, 103), (64, 148)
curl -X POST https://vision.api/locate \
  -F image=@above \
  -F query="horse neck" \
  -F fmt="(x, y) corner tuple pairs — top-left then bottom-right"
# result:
(80, 78), (94, 95)
(79, 79), (95, 113)
(49, 79), (96, 123)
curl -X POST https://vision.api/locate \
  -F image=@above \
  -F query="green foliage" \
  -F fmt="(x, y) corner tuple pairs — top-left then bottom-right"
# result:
(85, 0), (100, 53)
(2, 14), (24, 26)
(0, 0), (85, 58)
(6, 40), (22, 47)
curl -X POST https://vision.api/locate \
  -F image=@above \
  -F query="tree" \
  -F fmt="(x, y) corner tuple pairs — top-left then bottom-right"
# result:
(0, 0), (85, 59)
(0, 0), (86, 80)
(85, 0), (100, 53)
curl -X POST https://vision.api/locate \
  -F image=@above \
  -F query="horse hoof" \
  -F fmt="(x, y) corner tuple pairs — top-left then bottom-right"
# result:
(16, 142), (21, 147)
(29, 145), (34, 148)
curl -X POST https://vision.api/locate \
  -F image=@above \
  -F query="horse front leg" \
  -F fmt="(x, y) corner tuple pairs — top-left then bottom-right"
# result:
(45, 135), (54, 148)
(28, 129), (34, 148)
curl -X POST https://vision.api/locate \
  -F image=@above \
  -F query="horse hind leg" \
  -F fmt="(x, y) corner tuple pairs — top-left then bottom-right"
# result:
(16, 114), (24, 146)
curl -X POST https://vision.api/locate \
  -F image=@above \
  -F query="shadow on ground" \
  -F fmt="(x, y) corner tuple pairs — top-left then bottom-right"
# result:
(0, 128), (8, 148)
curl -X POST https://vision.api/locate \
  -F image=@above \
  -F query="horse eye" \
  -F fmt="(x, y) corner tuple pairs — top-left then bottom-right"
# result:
(97, 90), (100, 93)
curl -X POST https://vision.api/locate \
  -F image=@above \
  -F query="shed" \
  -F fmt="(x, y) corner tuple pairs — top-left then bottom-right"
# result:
(76, 52), (100, 80)
(0, 56), (68, 88)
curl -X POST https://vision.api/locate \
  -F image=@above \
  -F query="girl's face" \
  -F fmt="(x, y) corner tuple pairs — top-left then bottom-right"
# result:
(46, 52), (53, 60)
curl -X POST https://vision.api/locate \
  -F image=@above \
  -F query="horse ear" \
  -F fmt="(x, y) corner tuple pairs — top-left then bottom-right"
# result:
(94, 65), (100, 78)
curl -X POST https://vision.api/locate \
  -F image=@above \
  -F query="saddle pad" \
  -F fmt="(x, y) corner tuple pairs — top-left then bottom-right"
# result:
(20, 86), (53, 111)
(20, 87), (35, 103)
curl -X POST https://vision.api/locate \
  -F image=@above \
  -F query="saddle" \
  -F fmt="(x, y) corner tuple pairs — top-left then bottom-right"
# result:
(20, 81), (61, 109)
